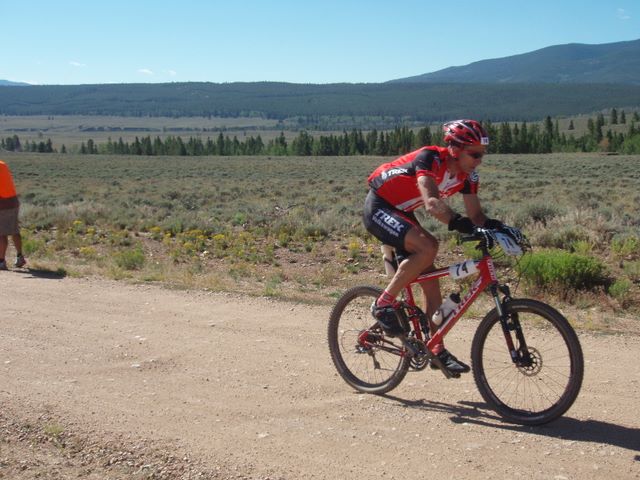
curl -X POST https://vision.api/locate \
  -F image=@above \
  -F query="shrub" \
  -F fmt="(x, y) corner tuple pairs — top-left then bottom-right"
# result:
(571, 240), (594, 255)
(21, 232), (48, 256)
(608, 278), (632, 307)
(114, 247), (146, 270)
(611, 235), (640, 258)
(623, 260), (640, 282)
(534, 225), (591, 250)
(517, 250), (606, 293)
(514, 202), (563, 228)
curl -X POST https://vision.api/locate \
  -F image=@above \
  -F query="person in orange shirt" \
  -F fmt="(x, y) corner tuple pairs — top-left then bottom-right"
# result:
(0, 160), (26, 270)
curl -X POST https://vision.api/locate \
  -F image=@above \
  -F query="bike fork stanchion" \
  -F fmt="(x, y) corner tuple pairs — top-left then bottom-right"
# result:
(493, 286), (532, 366)
(491, 285), (520, 363)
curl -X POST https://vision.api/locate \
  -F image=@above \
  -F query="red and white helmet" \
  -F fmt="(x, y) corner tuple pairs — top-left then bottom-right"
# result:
(443, 119), (489, 146)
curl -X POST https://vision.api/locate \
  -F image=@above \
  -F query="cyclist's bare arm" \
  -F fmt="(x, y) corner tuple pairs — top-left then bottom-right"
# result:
(462, 193), (488, 226)
(418, 176), (455, 224)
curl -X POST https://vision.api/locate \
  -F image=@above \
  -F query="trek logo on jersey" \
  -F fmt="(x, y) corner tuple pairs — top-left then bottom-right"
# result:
(373, 209), (406, 234)
(381, 168), (408, 180)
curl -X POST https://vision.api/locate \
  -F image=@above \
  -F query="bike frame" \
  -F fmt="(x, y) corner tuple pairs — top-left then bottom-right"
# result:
(403, 253), (503, 354)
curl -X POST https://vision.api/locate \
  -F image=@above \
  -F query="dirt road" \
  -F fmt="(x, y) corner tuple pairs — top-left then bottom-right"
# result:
(1, 271), (639, 479)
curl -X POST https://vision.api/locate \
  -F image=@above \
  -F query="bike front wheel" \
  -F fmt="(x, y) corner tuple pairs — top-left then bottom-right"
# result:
(328, 286), (410, 394)
(472, 299), (583, 425)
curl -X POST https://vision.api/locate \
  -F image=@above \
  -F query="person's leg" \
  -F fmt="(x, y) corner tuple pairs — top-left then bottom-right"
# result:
(371, 226), (438, 336)
(419, 275), (442, 320)
(363, 192), (436, 335)
(12, 233), (26, 267)
(382, 226), (438, 299)
(420, 278), (470, 373)
(0, 235), (7, 259)
(11, 233), (23, 256)
(0, 235), (7, 269)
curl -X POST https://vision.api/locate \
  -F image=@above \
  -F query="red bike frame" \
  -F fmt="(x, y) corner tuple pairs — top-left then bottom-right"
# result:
(403, 253), (499, 354)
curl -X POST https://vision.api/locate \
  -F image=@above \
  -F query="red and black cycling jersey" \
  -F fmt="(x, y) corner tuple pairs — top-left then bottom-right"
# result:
(367, 146), (479, 212)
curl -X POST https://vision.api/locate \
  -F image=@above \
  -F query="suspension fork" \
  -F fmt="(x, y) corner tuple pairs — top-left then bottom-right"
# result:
(491, 284), (532, 365)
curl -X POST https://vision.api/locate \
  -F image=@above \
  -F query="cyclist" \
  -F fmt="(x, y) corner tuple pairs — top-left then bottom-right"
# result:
(363, 119), (505, 374)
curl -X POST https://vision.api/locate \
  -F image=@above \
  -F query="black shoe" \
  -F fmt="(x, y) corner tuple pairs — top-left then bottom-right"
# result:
(430, 349), (470, 374)
(370, 302), (406, 337)
(14, 254), (26, 268)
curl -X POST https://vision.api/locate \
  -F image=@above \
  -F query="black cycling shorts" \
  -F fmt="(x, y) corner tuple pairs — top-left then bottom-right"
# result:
(363, 190), (419, 252)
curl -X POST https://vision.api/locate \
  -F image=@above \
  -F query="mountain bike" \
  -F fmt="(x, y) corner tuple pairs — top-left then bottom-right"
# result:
(328, 228), (584, 425)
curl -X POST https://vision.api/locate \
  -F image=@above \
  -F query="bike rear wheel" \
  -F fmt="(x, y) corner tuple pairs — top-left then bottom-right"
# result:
(328, 286), (410, 394)
(472, 299), (583, 425)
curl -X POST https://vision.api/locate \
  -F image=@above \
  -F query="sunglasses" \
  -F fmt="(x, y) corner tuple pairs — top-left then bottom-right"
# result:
(464, 151), (484, 160)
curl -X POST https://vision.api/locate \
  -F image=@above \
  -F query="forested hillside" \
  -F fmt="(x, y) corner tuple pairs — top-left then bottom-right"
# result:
(1, 82), (640, 124)
(392, 39), (640, 84)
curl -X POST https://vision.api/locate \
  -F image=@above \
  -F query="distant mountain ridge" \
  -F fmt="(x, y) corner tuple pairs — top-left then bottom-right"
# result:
(0, 79), (30, 86)
(1, 39), (640, 123)
(391, 39), (640, 85)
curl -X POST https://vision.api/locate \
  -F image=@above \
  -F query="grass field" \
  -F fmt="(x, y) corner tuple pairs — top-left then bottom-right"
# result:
(2, 150), (640, 327)
(0, 114), (288, 150)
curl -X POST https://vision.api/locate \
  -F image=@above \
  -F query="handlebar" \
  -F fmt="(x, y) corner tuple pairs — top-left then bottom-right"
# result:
(460, 227), (530, 255)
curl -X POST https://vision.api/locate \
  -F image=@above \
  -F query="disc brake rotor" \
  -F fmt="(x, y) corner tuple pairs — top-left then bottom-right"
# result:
(517, 346), (543, 376)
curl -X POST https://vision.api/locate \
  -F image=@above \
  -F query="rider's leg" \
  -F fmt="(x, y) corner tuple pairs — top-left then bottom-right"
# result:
(362, 192), (436, 335)
(371, 226), (438, 336)
(420, 278), (446, 353)
(420, 277), (470, 373)
(378, 226), (438, 302)
(418, 272), (442, 319)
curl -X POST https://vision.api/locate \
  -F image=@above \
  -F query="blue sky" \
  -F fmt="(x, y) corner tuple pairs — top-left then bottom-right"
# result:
(1, 0), (638, 85)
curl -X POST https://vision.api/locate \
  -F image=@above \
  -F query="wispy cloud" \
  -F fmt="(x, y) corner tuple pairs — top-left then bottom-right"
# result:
(167, 70), (177, 77)
(69, 61), (86, 67)
(617, 8), (631, 20)
(138, 68), (154, 76)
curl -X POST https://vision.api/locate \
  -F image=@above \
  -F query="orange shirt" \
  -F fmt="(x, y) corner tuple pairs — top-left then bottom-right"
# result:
(0, 160), (18, 198)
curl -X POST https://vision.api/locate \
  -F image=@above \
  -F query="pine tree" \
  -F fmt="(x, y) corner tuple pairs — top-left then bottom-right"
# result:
(595, 116), (604, 143)
(518, 122), (529, 153)
(216, 133), (225, 155)
(544, 116), (554, 137)
(292, 131), (313, 155)
(512, 124), (520, 153)
(11, 135), (20, 151)
(365, 129), (378, 154)
(416, 127), (431, 147)
(497, 123), (513, 153)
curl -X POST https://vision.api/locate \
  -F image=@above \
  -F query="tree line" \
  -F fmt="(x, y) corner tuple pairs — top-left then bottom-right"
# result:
(0, 135), (56, 153)
(3, 111), (640, 156)
(3, 82), (640, 124)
